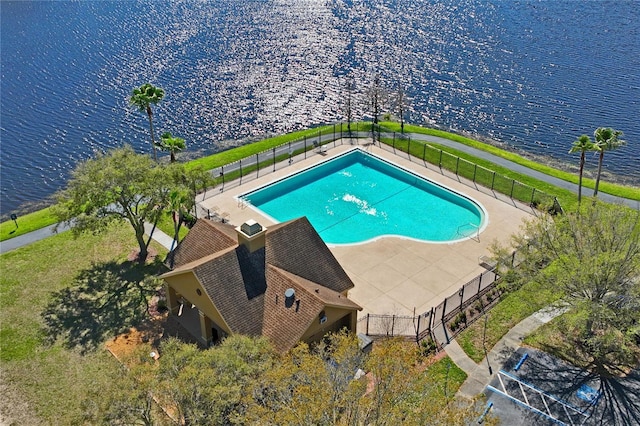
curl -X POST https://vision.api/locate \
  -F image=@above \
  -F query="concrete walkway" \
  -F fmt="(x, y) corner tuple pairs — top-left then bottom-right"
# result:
(0, 222), (174, 254)
(143, 223), (175, 251)
(444, 306), (567, 399)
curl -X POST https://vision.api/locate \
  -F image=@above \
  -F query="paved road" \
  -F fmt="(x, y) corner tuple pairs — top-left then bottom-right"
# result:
(0, 223), (70, 254)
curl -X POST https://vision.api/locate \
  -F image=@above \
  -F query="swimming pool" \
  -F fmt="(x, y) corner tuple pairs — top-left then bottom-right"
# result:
(241, 149), (486, 245)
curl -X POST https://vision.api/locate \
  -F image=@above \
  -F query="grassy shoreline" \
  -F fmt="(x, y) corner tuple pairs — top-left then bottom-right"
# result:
(2, 122), (638, 242)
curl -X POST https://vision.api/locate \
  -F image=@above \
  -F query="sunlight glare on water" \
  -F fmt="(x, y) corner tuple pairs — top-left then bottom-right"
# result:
(1, 0), (638, 215)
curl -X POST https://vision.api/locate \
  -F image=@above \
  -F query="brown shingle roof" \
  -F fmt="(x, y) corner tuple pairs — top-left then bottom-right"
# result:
(166, 219), (237, 269)
(163, 217), (358, 352)
(194, 245), (266, 336)
(262, 265), (327, 352)
(265, 217), (354, 294)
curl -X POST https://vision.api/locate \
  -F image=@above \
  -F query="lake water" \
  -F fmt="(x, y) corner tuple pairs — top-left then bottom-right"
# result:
(1, 0), (638, 216)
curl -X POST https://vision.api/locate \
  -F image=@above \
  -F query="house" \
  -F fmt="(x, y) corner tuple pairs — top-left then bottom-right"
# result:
(161, 217), (362, 353)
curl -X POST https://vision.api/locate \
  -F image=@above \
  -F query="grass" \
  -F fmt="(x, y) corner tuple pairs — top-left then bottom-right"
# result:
(378, 134), (578, 210)
(185, 124), (338, 171)
(456, 278), (562, 363)
(423, 355), (467, 396)
(379, 121), (640, 202)
(0, 207), (57, 242)
(0, 223), (167, 422)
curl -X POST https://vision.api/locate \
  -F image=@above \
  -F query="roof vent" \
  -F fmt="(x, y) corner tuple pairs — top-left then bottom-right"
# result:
(284, 288), (295, 308)
(241, 219), (262, 236)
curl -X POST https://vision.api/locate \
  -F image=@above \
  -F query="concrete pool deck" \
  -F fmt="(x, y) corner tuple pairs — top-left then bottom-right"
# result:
(198, 139), (534, 318)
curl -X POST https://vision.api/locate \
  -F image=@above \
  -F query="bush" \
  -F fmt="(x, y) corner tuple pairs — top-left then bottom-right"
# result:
(419, 337), (437, 356)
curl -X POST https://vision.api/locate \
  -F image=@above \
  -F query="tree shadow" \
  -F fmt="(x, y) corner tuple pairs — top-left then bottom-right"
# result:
(500, 346), (640, 426)
(41, 258), (168, 354)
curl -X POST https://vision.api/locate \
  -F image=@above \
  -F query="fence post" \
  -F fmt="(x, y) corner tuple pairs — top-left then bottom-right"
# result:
(473, 164), (477, 183)
(459, 287), (464, 311)
(333, 123), (335, 142)
(441, 298), (447, 322)
(304, 136), (307, 159)
(366, 313), (370, 335)
(455, 157), (460, 175)
(429, 307), (434, 332)
(220, 166), (225, 191)
(530, 188), (536, 205)
(439, 150), (443, 168)
(491, 171), (496, 190)
(239, 159), (243, 184)
(478, 271), (483, 293)
(423, 144), (426, 162)
(416, 314), (421, 342)
(392, 133), (396, 153)
(391, 315), (395, 336)
(510, 180), (515, 198)
(256, 154), (259, 178)
(407, 137), (411, 158)
(272, 147), (276, 172)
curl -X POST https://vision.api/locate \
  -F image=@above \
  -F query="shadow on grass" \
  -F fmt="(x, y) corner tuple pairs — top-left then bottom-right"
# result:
(41, 258), (168, 354)
(500, 346), (640, 426)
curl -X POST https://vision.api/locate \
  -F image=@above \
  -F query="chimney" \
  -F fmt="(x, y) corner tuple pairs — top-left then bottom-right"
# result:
(235, 219), (266, 252)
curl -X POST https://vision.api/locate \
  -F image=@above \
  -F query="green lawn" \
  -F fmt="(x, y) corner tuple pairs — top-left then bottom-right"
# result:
(423, 355), (467, 397)
(456, 279), (562, 363)
(379, 121), (640, 202)
(0, 207), (57, 242)
(0, 223), (168, 422)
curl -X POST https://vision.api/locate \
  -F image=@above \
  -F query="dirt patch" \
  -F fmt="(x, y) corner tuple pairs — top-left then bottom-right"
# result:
(105, 311), (202, 364)
(127, 247), (159, 263)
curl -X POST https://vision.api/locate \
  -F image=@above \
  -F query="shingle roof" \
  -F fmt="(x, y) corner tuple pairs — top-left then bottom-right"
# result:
(165, 219), (237, 269)
(265, 217), (354, 294)
(194, 245), (266, 336)
(163, 217), (359, 352)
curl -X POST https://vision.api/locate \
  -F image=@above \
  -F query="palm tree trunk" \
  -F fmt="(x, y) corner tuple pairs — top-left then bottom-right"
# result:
(577, 152), (585, 203)
(147, 106), (158, 162)
(594, 150), (604, 197)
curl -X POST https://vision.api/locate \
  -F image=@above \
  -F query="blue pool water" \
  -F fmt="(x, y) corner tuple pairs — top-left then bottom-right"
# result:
(242, 149), (485, 245)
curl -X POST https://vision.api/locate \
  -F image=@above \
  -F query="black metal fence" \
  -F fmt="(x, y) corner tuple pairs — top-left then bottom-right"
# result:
(356, 267), (501, 346)
(197, 123), (563, 219)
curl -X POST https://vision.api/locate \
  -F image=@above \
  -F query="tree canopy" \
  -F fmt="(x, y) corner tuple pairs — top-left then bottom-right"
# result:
(157, 131), (186, 163)
(568, 134), (596, 204)
(53, 146), (196, 261)
(592, 127), (626, 197)
(86, 332), (489, 425)
(492, 201), (640, 375)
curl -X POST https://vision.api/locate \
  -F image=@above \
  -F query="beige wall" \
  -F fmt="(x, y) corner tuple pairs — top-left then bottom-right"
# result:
(165, 274), (232, 335)
(301, 307), (357, 343)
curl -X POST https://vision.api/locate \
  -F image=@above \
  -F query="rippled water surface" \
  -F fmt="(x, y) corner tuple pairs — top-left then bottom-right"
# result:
(1, 0), (638, 215)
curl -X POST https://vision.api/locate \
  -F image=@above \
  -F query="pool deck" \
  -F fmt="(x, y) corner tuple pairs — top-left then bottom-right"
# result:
(198, 139), (534, 318)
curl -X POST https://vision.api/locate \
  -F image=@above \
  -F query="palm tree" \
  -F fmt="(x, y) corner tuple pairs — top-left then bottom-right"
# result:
(593, 127), (626, 197)
(158, 132), (186, 163)
(568, 134), (596, 204)
(130, 83), (165, 162)
(167, 188), (192, 252)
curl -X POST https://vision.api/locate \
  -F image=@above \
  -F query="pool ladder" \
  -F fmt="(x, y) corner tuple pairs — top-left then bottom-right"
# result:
(457, 223), (480, 242)
(237, 197), (248, 210)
